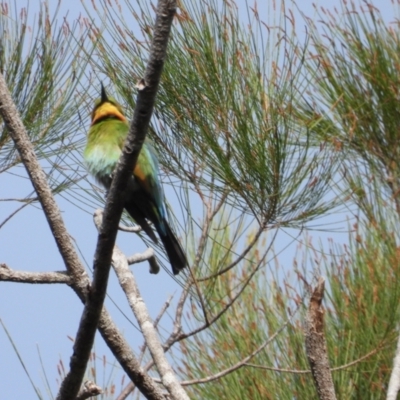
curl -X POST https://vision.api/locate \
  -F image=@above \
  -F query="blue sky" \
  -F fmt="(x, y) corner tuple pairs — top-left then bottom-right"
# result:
(0, 0), (397, 399)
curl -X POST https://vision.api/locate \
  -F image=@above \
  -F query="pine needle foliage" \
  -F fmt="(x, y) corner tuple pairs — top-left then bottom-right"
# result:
(299, 0), (400, 217)
(5, 0), (400, 398)
(82, 1), (400, 397)
(178, 218), (400, 399)
(87, 0), (339, 229)
(0, 1), (93, 193)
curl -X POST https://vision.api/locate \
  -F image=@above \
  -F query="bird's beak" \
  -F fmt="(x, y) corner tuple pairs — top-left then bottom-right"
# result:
(101, 82), (108, 103)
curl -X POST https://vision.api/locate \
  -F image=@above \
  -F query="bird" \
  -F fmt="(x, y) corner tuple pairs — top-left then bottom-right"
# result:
(84, 84), (187, 275)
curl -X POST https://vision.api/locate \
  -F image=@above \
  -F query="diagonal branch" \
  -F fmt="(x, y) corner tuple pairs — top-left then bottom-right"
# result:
(0, 73), (85, 286)
(55, 0), (177, 398)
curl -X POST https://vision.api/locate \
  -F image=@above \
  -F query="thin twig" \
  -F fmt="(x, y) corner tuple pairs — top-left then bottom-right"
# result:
(245, 345), (384, 374)
(163, 283), (190, 349)
(0, 201), (33, 229)
(188, 194), (214, 325)
(245, 363), (311, 374)
(198, 223), (265, 281)
(115, 383), (135, 400)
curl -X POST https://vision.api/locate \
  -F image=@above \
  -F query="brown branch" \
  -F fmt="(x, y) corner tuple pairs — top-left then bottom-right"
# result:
(56, 0), (177, 398)
(0, 264), (71, 284)
(0, 69), (86, 290)
(0, 53), (110, 400)
(305, 277), (337, 400)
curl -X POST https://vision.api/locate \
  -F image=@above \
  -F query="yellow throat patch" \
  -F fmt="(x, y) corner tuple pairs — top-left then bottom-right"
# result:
(91, 102), (127, 125)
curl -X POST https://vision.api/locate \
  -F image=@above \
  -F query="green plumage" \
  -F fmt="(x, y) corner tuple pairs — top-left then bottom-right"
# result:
(84, 87), (187, 275)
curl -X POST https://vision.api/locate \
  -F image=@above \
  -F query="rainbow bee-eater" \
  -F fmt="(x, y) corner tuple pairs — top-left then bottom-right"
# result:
(84, 85), (187, 275)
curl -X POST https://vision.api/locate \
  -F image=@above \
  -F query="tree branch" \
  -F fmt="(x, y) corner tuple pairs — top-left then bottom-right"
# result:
(0, 70), (86, 289)
(304, 278), (337, 400)
(127, 246), (160, 274)
(94, 212), (189, 400)
(114, 296), (174, 400)
(55, 0), (177, 398)
(139, 295), (173, 363)
(96, 308), (168, 399)
(0, 264), (71, 284)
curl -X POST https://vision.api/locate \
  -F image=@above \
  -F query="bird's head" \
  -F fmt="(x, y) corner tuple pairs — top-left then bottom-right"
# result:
(90, 83), (127, 125)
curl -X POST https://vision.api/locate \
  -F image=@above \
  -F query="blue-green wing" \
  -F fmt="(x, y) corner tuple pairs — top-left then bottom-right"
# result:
(132, 140), (166, 229)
